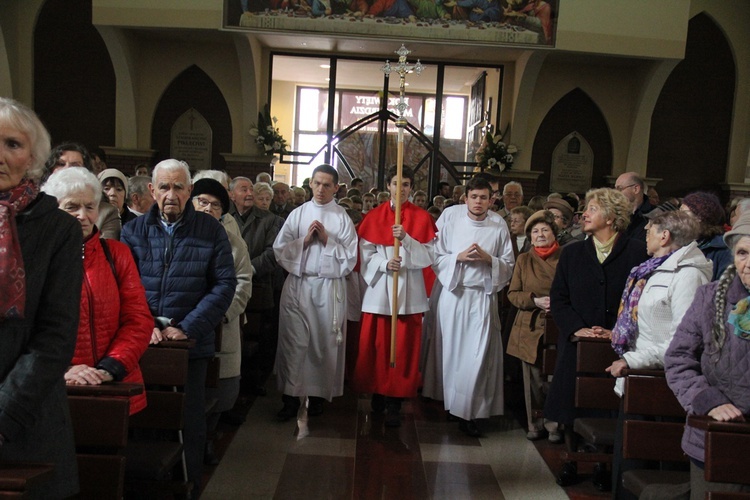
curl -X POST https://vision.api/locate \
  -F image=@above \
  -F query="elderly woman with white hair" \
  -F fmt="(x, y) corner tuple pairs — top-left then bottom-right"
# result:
(189, 178), (253, 463)
(254, 181), (274, 211)
(0, 97), (82, 497)
(43, 167), (152, 413)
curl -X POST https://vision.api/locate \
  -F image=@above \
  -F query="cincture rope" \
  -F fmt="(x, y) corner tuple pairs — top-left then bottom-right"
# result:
(332, 279), (343, 344)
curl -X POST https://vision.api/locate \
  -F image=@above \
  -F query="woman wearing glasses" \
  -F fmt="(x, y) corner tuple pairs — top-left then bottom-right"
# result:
(191, 178), (253, 464)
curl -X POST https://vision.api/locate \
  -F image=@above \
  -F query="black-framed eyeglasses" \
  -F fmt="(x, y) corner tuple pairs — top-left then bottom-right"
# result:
(615, 183), (637, 192)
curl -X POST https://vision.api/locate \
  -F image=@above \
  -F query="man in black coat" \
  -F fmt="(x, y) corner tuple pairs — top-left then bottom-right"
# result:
(615, 171), (654, 242)
(229, 176), (281, 394)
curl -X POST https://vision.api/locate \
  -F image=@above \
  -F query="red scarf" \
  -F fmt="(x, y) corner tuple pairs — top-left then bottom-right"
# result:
(0, 179), (39, 320)
(533, 240), (559, 260)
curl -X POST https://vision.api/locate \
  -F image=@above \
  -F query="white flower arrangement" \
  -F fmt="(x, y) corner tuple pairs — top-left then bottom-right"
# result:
(250, 104), (287, 155)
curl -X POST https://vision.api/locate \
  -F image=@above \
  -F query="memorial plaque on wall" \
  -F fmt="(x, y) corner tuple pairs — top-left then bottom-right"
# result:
(550, 132), (594, 194)
(170, 108), (212, 170)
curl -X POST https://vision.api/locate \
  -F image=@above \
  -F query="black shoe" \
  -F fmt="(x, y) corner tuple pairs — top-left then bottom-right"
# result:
(385, 410), (401, 427)
(459, 419), (482, 437)
(384, 397), (402, 427)
(556, 461), (578, 487)
(446, 412), (459, 422)
(307, 396), (324, 416)
(251, 385), (267, 396)
(220, 409), (246, 426)
(592, 463), (611, 491)
(371, 393), (386, 414)
(276, 395), (300, 422)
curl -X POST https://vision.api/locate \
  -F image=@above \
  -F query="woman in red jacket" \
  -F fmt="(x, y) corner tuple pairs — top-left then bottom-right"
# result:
(43, 166), (152, 414)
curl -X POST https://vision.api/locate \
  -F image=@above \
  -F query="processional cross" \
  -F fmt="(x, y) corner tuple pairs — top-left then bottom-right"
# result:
(381, 45), (424, 367)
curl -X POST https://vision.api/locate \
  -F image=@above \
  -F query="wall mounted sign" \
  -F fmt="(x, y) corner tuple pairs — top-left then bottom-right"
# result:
(170, 108), (212, 171)
(550, 131), (593, 194)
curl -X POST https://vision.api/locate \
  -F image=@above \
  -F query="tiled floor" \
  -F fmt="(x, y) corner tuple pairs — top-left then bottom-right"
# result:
(202, 382), (594, 499)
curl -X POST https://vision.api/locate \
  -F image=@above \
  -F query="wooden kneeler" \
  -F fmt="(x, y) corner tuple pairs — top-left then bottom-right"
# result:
(67, 382), (142, 499)
(124, 342), (192, 497)
(620, 370), (688, 497)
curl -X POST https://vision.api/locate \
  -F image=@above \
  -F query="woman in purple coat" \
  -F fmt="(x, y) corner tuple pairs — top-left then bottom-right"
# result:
(665, 211), (750, 498)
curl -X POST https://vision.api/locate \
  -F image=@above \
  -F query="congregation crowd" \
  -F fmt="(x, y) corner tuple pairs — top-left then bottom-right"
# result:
(2, 96), (750, 499)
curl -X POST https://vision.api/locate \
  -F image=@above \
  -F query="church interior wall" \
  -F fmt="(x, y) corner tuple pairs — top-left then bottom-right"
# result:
(647, 12), (735, 200)
(522, 57), (642, 178)
(0, 0), (45, 104)
(269, 79), (297, 180)
(93, 0), (223, 30)
(132, 36), (243, 154)
(34, 0), (117, 149)
(0, 23), (12, 98)
(688, 1), (750, 183)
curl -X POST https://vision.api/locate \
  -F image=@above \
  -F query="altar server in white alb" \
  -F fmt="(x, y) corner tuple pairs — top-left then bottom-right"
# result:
(422, 175), (515, 437)
(273, 164), (359, 422)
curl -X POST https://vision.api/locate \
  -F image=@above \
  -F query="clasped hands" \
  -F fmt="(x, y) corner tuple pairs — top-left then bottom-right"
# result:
(457, 242), (492, 265)
(574, 326), (611, 340)
(303, 220), (328, 248)
(151, 325), (187, 344)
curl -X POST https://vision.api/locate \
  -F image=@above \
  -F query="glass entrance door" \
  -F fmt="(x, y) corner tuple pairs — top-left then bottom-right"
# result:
(270, 53), (502, 193)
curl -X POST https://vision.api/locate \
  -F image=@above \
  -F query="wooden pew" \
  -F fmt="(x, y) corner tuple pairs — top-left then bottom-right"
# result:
(562, 337), (619, 490)
(0, 463), (54, 498)
(124, 341), (193, 497)
(619, 369), (689, 497)
(67, 382), (143, 499)
(570, 337), (620, 457)
(688, 415), (750, 495)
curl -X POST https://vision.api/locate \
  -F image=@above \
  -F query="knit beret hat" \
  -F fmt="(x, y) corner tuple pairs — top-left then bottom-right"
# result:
(191, 178), (230, 215)
(524, 210), (559, 238)
(97, 168), (129, 196)
(543, 198), (574, 222)
(724, 211), (750, 247)
(681, 192), (725, 227)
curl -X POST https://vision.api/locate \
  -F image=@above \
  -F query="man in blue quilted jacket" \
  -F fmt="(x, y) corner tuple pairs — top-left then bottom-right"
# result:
(121, 158), (236, 493)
